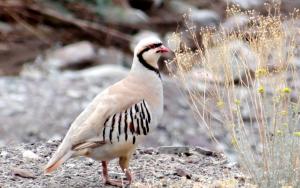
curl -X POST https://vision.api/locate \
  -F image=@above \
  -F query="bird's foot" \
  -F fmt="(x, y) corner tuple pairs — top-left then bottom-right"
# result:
(104, 178), (130, 187)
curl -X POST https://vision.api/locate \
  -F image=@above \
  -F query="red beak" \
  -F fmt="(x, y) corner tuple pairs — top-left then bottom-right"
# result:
(157, 45), (169, 53)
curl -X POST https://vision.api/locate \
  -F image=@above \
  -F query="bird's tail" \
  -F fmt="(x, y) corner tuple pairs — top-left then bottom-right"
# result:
(44, 140), (73, 174)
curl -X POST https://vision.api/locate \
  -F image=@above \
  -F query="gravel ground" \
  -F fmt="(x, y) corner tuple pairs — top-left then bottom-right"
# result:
(0, 141), (245, 188)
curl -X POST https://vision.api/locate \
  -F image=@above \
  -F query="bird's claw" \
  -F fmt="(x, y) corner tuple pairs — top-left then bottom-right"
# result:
(104, 178), (130, 187)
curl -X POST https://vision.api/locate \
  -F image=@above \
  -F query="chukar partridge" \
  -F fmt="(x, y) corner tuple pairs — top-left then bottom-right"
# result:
(44, 37), (169, 186)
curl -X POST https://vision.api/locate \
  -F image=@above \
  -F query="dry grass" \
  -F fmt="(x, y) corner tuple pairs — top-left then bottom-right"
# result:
(168, 4), (300, 187)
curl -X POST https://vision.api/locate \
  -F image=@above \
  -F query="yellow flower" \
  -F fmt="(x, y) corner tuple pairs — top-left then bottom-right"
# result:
(257, 86), (265, 94)
(255, 68), (268, 78)
(231, 137), (238, 146)
(276, 130), (283, 136)
(279, 110), (288, 116)
(293, 132), (300, 137)
(234, 99), (241, 105)
(281, 87), (291, 94)
(217, 100), (224, 108)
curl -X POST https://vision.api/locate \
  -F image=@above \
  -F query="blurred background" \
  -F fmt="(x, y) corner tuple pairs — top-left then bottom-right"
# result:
(0, 0), (299, 156)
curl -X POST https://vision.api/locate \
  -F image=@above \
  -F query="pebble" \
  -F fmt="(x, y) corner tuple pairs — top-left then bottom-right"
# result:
(158, 146), (190, 154)
(175, 168), (191, 179)
(11, 167), (36, 179)
(195, 147), (217, 156)
(0, 150), (9, 158)
(22, 150), (39, 160)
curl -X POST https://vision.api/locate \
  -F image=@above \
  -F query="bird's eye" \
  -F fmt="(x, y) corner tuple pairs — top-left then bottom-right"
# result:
(148, 43), (162, 49)
(148, 44), (155, 49)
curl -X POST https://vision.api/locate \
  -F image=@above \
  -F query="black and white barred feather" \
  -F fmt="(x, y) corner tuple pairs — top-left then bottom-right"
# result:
(102, 100), (151, 145)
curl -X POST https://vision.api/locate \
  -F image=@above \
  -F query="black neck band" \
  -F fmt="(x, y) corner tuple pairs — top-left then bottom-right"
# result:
(136, 43), (162, 78)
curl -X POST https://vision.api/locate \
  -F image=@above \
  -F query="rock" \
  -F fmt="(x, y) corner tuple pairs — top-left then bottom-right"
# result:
(206, 40), (257, 82)
(11, 167), (36, 179)
(226, 0), (265, 10)
(77, 64), (129, 80)
(190, 9), (220, 27)
(0, 21), (13, 33)
(158, 146), (190, 154)
(100, 7), (149, 24)
(166, 0), (196, 14)
(179, 67), (222, 95)
(22, 150), (39, 160)
(167, 1), (220, 27)
(221, 14), (250, 33)
(96, 47), (130, 66)
(46, 41), (96, 70)
(195, 146), (217, 156)
(0, 150), (8, 158)
(235, 88), (257, 121)
(175, 168), (192, 179)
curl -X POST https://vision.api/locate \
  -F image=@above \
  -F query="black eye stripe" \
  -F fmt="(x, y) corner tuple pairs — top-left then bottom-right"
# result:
(149, 43), (162, 49)
(138, 42), (162, 54)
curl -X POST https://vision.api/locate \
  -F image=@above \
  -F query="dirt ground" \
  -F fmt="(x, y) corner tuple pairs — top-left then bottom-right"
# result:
(0, 140), (245, 188)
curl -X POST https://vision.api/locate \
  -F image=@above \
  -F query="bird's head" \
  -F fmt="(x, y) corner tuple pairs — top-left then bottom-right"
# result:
(133, 37), (169, 72)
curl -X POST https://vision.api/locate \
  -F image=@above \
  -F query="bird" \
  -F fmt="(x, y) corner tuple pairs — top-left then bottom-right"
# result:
(44, 36), (170, 187)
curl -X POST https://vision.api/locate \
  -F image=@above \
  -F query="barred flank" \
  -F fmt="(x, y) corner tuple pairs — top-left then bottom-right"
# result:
(101, 100), (152, 145)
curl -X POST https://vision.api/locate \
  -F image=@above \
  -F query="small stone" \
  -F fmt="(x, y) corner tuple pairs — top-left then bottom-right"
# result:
(22, 150), (39, 160)
(158, 146), (190, 154)
(0, 151), (9, 158)
(65, 163), (76, 168)
(109, 172), (125, 179)
(175, 168), (191, 179)
(195, 147), (217, 156)
(84, 158), (95, 166)
(66, 89), (82, 99)
(142, 148), (155, 155)
(225, 162), (238, 169)
(11, 167), (36, 179)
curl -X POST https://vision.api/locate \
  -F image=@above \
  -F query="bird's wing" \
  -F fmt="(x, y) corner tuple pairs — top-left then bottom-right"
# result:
(67, 78), (143, 145)
(71, 99), (152, 151)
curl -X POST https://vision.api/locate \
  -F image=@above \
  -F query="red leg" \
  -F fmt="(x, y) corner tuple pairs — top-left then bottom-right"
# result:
(101, 160), (129, 187)
(101, 161), (109, 183)
(119, 156), (132, 184)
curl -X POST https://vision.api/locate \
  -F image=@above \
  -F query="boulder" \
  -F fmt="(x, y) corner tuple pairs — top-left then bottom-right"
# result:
(45, 41), (96, 70)
(221, 14), (250, 33)
(166, 0), (197, 15)
(226, 0), (265, 10)
(206, 40), (257, 82)
(96, 47), (128, 66)
(190, 9), (220, 27)
(100, 7), (149, 24)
